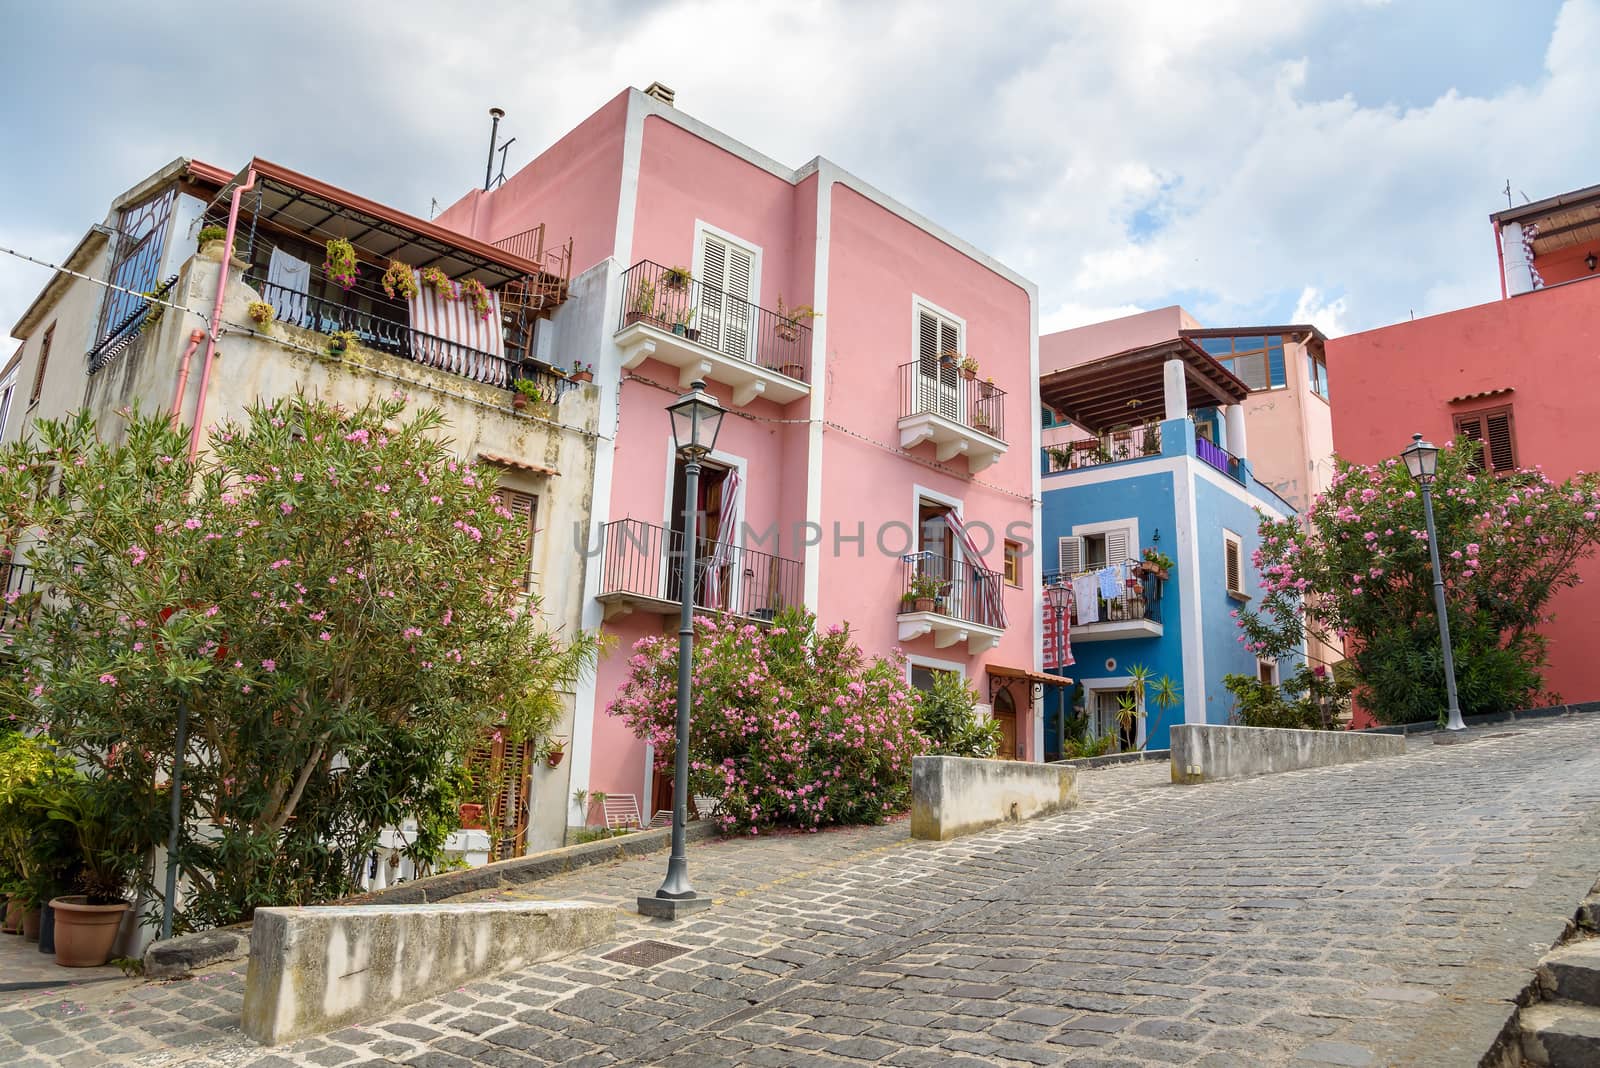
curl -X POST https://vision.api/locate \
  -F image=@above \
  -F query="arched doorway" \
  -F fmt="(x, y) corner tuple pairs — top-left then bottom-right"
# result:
(993, 685), (1018, 760)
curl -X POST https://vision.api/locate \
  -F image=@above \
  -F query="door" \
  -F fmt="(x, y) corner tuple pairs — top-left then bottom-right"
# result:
(1093, 689), (1138, 752)
(698, 234), (755, 361)
(993, 686), (1019, 760)
(917, 499), (956, 612)
(667, 460), (730, 607)
(916, 307), (961, 419)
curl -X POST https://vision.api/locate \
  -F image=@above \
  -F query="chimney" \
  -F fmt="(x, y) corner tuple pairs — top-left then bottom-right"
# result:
(643, 81), (676, 107)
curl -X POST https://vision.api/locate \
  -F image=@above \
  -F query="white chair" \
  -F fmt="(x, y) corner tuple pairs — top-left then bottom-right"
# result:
(649, 810), (673, 829)
(602, 794), (642, 830)
(693, 795), (721, 820)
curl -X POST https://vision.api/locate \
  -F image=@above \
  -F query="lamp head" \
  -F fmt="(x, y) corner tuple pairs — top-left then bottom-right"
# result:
(668, 379), (725, 459)
(1046, 582), (1071, 612)
(1400, 432), (1439, 484)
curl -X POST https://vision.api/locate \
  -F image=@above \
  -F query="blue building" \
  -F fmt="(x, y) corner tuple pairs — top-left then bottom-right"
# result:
(1036, 339), (1296, 754)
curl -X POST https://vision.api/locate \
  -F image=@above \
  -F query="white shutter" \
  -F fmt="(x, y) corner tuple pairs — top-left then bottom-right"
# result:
(1104, 526), (1130, 566)
(698, 234), (754, 362)
(1057, 536), (1083, 577)
(722, 243), (754, 360)
(698, 237), (727, 350)
(916, 307), (960, 419)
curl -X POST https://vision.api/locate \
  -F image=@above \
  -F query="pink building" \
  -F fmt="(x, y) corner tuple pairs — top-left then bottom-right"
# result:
(437, 85), (1041, 822)
(1327, 182), (1600, 706)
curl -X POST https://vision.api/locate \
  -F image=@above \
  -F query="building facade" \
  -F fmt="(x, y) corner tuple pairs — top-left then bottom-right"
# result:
(1327, 182), (1600, 705)
(435, 85), (1042, 820)
(1037, 340), (1297, 752)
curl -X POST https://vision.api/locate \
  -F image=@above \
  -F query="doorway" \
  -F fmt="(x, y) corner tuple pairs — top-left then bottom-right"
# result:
(993, 685), (1019, 760)
(1091, 688), (1139, 753)
(667, 458), (732, 607)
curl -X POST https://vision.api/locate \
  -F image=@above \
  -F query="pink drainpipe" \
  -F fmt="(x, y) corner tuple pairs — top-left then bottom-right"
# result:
(169, 329), (206, 427)
(186, 167), (257, 464)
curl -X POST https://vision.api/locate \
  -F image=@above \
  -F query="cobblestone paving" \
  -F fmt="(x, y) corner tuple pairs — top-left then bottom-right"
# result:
(3, 721), (1599, 1067)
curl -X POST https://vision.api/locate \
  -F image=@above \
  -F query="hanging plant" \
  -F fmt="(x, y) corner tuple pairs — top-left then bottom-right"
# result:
(246, 301), (275, 327)
(382, 260), (418, 301)
(323, 238), (359, 291)
(419, 267), (455, 301)
(459, 278), (492, 320)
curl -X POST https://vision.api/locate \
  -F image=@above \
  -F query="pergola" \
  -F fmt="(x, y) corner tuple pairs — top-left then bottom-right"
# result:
(1039, 338), (1249, 435)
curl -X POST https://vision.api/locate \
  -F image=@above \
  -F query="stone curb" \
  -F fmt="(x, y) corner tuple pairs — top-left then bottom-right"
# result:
(1355, 700), (1600, 736)
(1046, 748), (1171, 770)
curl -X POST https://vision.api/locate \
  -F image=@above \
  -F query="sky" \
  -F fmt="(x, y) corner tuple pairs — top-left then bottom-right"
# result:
(1, 0), (1595, 346)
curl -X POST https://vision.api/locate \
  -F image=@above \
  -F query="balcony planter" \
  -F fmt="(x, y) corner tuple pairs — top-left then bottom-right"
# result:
(915, 598), (935, 613)
(458, 803), (486, 829)
(50, 896), (130, 968)
(512, 393), (528, 411)
(572, 370), (593, 383)
(544, 740), (566, 769)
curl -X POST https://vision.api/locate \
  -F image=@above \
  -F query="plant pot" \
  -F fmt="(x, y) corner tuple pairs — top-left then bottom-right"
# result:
(778, 363), (805, 380)
(672, 323), (687, 337)
(329, 340), (348, 355)
(914, 597), (935, 613)
(573, 371), (593, 383)
(38, 902), (54, 955)
(2, 895), (20, 933)
(458, 803), (486, 830)
(776, 327), (799, 343)
(684, 328), (700, 342)
(512, 394), (528, 411)
(961, 368), (977, 380)
(545, 748), (565, 769)
(22, 906), (41, 941)
(624, 311), (644, 326)
(50, 896), (130, 968)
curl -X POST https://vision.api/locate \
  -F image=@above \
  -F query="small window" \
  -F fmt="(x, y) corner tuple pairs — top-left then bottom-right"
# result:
(1003, 540), (1022, 587)
(1453, 406), (1516, 474)
(1257, 659), (1279, 685)
(494, 489), (539, 590)
(29, 323), (54, 406)
(1059, 525), (1131, 576)
(1204, 335), (1287, 391)
(1307, 352), (1330, 400)
(909, 664), (957, 693)
(1224, 530), (1246, 598)
(0, 383), (13, 441)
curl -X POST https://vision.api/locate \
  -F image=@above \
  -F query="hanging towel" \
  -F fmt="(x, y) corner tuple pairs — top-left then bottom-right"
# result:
(408, 270), (506, 386)
(266, 249), (312, 327)
(942, 513), (1009, 627)
(702, 467), (741, 610)
(1097, 565), (1122, 601)
(1072, 573), (1100, 624)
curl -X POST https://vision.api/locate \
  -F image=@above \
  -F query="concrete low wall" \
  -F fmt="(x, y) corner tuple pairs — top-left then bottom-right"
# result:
(911, 756), (1079, 841)
(1170, 724), (1405, 784)
(241, 900), (613, 1045)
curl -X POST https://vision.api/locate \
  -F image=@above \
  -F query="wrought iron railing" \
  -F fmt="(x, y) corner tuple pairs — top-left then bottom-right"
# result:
(898, 551), (1006, 629)
(897, 361), (1007, 443)
(1196, 436), (1245, 482)
(597, 518), (803, 621)
(251, 278), (579, 400)
(1043, 423), (1162, 472)
(87, 274), (179, 376)
(616, 261), (811, 384)
(1043, 561), (1162, 626)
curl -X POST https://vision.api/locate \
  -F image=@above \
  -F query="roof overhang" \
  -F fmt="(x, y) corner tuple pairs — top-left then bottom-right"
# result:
(1492, 183), (1600, 257)
(1039, 338), (1249, 434)
(10, 225), (114, 340)
(987, 664), (1072, 687)
(212, 159), (553, 288)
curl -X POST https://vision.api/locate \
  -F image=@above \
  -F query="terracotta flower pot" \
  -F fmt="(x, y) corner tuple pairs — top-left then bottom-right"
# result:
(512, 393), (528, 411)
(22, 907), (41, 941)
(2, 895), (21, 934)
(914, 597), (935, 613)
(573, 371), (593, 383)
(545, 748), (565, 768)
(458, 803), (486, 829)
(50, 896), (130, 967)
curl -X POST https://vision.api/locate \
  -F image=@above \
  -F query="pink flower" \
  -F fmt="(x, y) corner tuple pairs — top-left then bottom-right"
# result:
(184, 517), (202, 530)
(262, 659), (276, 672)
(99, 673), (118, 686)
(129, 545), (148, 565)
(319, 631), (332, 642)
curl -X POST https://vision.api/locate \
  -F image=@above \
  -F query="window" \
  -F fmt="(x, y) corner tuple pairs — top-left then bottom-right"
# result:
(1059, 524), (1131, 576)
(1197, 335), (1287, 391)
(914, 304), (963, 420)
(96, 188), (176, 346)
(697, 231), (757, 359)
(1257, 659), (1279, 685)
(1306, 352), (1330, 400)
(909, 664), (957, 693)
(1224, 530), (1246, 598)
(1003, 540), (1022, 587)
(0, 383), (13, 441)
(493, 489), (539, 591)
(1091, 689), (1139, 753)
(1453, 406), (1517, 474)
(29, 323), (54, 406)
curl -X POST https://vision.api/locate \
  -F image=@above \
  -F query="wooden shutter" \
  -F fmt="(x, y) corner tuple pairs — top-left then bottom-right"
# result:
(30, 324), (53, 405)
(699, 234), (754, 360)
(1057, 535), (1083, 576)
(916, 308), (960, 418)
(1225, 537), (1243, 594)
(1104, 526), (1131, 566)
(1454, 407), (1516, 473)
(492, 489), (538, 590)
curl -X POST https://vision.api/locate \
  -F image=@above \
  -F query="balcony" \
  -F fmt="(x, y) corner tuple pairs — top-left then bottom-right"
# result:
(1196, 436), (1246, 483)
(614, 261), (811, 407)
(253, 278), (581, 403)
(1043, 563), (1163, 642)
(896, 361), (1007, 473)
(1044, 423), (1163, 472)
(595, 518), (804, 624)
(896, 551), (1005, 654)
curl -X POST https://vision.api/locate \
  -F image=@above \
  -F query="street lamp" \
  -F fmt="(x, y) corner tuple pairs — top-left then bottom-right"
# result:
(1046, 582), (1071, 760)
(638, 380), (724, 919)
(1401, 433), (1466, 732)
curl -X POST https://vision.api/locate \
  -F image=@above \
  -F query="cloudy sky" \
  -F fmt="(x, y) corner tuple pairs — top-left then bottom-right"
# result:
(2, 0), (1595, 344)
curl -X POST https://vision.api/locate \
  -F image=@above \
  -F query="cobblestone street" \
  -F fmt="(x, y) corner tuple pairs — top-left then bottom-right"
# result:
(3, 719), (1598, 1067)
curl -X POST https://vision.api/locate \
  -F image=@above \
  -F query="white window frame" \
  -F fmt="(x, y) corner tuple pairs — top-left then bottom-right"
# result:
(1223, 528), (1247, 600)
(1070, 518), (1139, 571)
(911, 295), (966, 359)
(906, 653), (965, 684)
(692, 221), (763, 361)
(1257, 659), (1280, 685)
(1077, 675), (1146, 751)
(911, 482), (965, 567)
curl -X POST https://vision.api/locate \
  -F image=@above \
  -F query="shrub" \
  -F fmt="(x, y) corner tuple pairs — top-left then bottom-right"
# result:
(609, 610), (924, 833)
(914, 672), (1000, 758)
(1224, 662), (1348, 731)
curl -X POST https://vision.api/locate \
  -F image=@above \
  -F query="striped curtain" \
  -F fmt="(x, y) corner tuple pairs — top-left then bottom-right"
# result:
(702, 468), (741, 610)
(944, 513), (1008, 628)
(408, 271), (506, 386)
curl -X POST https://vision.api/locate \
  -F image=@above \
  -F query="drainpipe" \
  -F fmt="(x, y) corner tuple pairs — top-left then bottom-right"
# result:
(187, 167), (257, 464)
(168, 330), (205, 427)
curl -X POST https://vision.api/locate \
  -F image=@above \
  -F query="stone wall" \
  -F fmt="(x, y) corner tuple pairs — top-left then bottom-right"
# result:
(910, 755), (1078, 841)
(1170, 723), (1404, 784)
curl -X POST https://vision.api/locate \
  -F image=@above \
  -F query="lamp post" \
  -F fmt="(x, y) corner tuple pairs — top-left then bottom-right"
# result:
(1401, 433), (1466, 732)
(638, 380), (724, 920)
(1046, 582), (1071, 759)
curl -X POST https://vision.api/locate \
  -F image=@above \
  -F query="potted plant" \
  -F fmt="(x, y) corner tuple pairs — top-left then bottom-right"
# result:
(774, 296), (818, 343)
(625, 279), (657, 326)
(1137, 547), (1174, 581)
(382, 260), (418, 301)
(1046, 447), (1073, 471)
(570, 361), (594, 383)
(458, 803), (486, 829)
(326, 329), (357, 355)
(543, 738), (567, 769)
(971, 410), (995, 434)
(246, 301), (275, 329)
(196, 224), (229, 253)
(1140, 422), (1163, 456)
(420, 266), (455, 300)
(671, 305), (698, 338)
(958, 354), (980, 381)
(44, 775), (151, 968)
(662, 265), (692, 290)
(459, 278), (492, 320)
(323, 238), (360, 291)
(938, 348), (960, 370)
(905, 574), (943, 613)
(512, 378), (545, 411)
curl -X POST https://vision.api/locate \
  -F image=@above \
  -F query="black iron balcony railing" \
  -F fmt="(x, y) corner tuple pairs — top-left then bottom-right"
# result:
(1196, 436), (1245, 482)
(597, 518), (803, 621)
(897, 361), (1007, 443)
(1044, 423), (1162, 472)
(616, 261), (811, 384)
(252, 278), (576, 402)
(1043, 561), (1162, 626)
(87, 275), (179, 376)
(898, 551), (1006, 629)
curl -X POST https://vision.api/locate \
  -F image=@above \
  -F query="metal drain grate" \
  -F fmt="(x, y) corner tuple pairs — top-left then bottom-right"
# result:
(603, 939), (691, 967)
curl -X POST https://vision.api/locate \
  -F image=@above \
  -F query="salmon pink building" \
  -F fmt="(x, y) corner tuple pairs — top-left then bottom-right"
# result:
(1327, 182), (1600, 705)
(437, 84), (1042, 824)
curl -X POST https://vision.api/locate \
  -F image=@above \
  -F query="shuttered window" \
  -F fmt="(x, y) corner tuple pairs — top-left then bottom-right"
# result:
(1058, 535), (1083, 576)
(916, 306), (962, 419)
(492, 489), (539, 590)
(466, 732), (534, 861)
(1453, 406), (1517, 474)
(29, 323), (54, 406)
(698, 233), (755, 360)
(1224, 531), (1245, 597)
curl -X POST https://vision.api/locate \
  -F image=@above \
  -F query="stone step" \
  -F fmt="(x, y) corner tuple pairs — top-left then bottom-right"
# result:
(1521, 1001), (1600, 1067)
(1540, 938), (1600, 1007)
